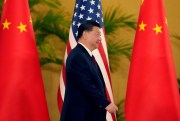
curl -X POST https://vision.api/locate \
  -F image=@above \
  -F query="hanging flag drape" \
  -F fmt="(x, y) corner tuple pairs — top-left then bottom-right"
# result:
(0, 0), (50, 121)
(125, 0), (180, 121)
(57, 0), (116, 120)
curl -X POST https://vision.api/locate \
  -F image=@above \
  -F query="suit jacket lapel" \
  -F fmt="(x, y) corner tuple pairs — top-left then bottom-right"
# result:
(76, 44), (106, 95)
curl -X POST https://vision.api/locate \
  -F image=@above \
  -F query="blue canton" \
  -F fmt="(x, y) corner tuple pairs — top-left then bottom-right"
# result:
(72, 0), (103, 41)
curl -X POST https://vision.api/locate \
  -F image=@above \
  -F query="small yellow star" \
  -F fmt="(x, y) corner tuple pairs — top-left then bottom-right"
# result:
(141, 0), (144, 5)
(153, 24), (162, 35)
(30, 16), (32, 23)
(2, 19), (11, 30)
(139, 21), (147, 31)
(17, 22), (27, 33)
(165, 18), (168, 25)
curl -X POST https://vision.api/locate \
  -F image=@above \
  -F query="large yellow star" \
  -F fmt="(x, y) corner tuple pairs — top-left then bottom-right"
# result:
(153, 24), (162, 35)
(139, 21), (147, 31)
(17, 22), (27, 33)
(2, 19), (11, 30)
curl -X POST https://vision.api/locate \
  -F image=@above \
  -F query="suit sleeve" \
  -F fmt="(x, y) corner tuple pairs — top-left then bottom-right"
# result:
(69, 54), (110, 109)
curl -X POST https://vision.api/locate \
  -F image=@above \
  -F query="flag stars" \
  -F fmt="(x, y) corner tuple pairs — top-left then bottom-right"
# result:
(77, 22), (81, 28)
(139, 21), (147, 31)
(165, 18), (168, 25)
(153, 24), (162, 35)
(30, 16), (32, 23)
(80, 5), (85, 11)
(97, 4), (101, 9)
(96, 12), (100, 18)
(76, 4), (79, 8)
(17, 22), (27, 33)
(142, 0), (144, 4)
(90, 0), (95, 5)
(2, 19), (11, 30)
(88, 8), (94, 14)
(72, 21), (76, 26)
(74, 12), (77, 17)
(78, 13), (84, 19)
(96, 20), (99, 23)
(75, 31), (78, 37)
(71, 0), (104, 40)
(86, 16), (92, 20)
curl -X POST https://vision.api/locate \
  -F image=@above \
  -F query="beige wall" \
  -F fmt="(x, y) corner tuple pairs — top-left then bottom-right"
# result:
(42, 0), (180, 121)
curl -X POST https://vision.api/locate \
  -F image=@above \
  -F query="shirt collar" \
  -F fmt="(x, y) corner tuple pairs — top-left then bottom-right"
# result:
(78, 42), (92, 57)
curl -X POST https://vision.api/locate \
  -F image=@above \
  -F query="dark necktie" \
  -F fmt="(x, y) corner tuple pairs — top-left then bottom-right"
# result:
(92, 55), (103, 78)
(91, 55), (106, 90)
(92, 55), (98, 67)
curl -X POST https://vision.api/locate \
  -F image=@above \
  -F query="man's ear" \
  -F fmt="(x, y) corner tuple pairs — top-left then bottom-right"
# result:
(82, 31), (87, 40)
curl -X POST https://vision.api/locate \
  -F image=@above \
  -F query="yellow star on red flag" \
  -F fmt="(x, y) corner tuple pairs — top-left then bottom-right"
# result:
(30, 16), (32, 23)
(0, 1), (51, 121)
(165, 18), (168, 25)
(17, 22), (27, 33)
(142, 0), (144, 4)
(139, 21), (147, 31)
(125, 0), (180, 121)
(2, 19), (11, 30)
(153, 24), (162, 35)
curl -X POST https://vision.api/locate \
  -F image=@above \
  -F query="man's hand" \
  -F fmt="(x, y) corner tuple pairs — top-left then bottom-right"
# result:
(105, 103), (118, 113)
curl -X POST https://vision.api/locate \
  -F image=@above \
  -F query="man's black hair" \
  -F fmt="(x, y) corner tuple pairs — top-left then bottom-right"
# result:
(77, 20), (100, 40)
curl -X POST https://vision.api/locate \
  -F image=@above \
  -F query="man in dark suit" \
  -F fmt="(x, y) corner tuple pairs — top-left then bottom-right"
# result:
(60, 20), (118, 121)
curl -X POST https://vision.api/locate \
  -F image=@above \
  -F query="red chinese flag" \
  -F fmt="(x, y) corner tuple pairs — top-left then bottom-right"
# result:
(125, 0), (180, 121)
(0, 0), (50, 121)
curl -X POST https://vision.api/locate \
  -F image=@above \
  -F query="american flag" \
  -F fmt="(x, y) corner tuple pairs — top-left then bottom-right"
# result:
(58, 0), (116, 120)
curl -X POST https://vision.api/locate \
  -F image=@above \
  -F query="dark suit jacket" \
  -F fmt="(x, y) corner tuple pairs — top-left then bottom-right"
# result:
(60, 44), (110, 121)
